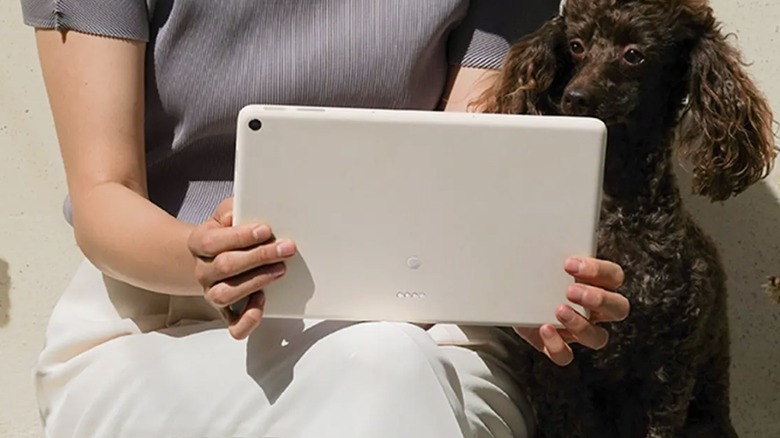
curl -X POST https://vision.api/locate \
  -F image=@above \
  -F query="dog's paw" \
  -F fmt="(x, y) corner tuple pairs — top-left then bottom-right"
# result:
(762, 276), (780, 304)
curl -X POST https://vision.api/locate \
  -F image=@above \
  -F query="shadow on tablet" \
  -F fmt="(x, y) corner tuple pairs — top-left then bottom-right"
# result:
(263, 251), (316, 318)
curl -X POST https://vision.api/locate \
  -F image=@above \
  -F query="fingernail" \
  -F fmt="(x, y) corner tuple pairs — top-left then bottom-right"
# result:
(269, 264), (286, 278)
(558, 306), (575, 322)
(276, 240), (296, 257)
(568, 283), (585, 302)
(541, 325), (557, 339)
(219, 211), (233, 224)
(565, 258), (584, 274)
(252, 225), (270, 240)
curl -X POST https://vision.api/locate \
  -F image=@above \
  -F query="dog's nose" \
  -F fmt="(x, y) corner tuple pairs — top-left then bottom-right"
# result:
(562, 88), (591, 115)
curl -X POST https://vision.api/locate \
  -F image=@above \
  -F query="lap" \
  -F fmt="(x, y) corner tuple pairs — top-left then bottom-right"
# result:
(36, 262), (533, 438)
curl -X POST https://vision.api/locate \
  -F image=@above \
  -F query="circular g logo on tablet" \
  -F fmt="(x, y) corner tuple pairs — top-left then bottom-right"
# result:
(406, 256), (422, 269)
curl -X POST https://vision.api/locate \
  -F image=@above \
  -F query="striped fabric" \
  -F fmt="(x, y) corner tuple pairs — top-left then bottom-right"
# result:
(458, 29), (516, 70)
(21, 0), (149, 41)
(448, 0), (562, 69)
(22, 0), (560, 226)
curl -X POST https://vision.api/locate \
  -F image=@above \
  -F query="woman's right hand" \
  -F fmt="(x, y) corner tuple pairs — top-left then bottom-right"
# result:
(187, 198), (297, 340)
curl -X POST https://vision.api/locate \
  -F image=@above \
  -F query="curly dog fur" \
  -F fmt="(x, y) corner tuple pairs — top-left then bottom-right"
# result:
(474, 1), (777, 436)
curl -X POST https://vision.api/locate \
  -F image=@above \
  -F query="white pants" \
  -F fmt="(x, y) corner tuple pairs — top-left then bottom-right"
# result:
(34, 261), (534, 438)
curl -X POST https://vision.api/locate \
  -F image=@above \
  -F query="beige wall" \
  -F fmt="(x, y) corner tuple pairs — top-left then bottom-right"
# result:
(674, 3), (780, 435)
(1, 1), (779, 437)
(1, 5), (84, 438)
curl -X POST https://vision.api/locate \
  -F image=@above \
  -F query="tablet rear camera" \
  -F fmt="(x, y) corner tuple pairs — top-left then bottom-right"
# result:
(248, 119), (263, 131)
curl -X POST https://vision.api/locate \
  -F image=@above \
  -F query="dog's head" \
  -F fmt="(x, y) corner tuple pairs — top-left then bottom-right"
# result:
(474, 0), (776, 201)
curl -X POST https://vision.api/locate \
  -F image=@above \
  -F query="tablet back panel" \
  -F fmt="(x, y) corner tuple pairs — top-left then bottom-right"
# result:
(233, 105), (606, 327)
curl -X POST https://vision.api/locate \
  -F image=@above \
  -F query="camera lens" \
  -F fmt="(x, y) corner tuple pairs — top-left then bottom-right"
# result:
(248, 119), (262, 131)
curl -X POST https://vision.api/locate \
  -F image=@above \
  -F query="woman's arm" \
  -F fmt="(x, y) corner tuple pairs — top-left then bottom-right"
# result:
(439, 66), (495, 112)
(36, 29), (298, 337)
(35, 29), (201, 296)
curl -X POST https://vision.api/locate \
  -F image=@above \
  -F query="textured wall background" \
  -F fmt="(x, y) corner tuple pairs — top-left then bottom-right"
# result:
(1, 0), (779, 436)
(674, 1), (780, 435)
(1, 4), (84, 438)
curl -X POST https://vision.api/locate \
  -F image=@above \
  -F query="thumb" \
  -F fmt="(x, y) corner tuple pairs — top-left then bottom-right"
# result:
(213, 198), (234, 226)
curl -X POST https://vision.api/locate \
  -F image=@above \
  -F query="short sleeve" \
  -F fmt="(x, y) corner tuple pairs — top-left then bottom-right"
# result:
(21, 0), (150, 41)
(447, 0), (561, 69)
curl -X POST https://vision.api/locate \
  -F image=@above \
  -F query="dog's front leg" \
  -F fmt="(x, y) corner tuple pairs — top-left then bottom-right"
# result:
(524, 352), (610, 438)
(642, 364), (698, 438)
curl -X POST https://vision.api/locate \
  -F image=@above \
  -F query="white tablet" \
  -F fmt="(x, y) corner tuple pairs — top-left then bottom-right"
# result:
(232, 105), (606, 327)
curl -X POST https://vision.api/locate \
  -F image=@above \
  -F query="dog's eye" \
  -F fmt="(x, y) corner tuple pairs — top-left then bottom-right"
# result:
(569, 39), (585, 56)
(623, 48), (646, 65)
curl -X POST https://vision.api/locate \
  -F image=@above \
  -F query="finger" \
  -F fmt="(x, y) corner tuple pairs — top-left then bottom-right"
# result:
(203, 239), (296, 286)
(190, 222), (274, 259)
(513, 326), (546, 353)
(567, 283), (630, 323)
(228, 291), (266, 340)
(558, 330), (578, 344)
(205, 262), (286, 308)
(556, 305), (610, 350)
(515, 327), (578, 361)
(582, 310), (608, 324)
(540, 324), (573, 366)
(188, 199), (236, 250)
(564, 257), (624, 290)
(213, 198), (234, 226)
(517, 326), (578, 345)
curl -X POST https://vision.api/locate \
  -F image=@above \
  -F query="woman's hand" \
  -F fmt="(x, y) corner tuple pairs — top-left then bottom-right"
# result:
(187, 198), (297, 340)
(515, 257), (630, 366)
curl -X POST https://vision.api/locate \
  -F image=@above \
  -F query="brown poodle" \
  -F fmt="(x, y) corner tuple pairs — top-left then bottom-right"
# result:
(473, 0), (777, 436)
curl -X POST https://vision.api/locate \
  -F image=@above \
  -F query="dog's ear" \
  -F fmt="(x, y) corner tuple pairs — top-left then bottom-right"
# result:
(469, 16), (570, 115)
(678, 26), (777, 202)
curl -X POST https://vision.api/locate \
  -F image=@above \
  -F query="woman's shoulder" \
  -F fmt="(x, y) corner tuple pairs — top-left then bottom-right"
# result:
(21, 0), (150, 41)
(448, 0), (562, 69)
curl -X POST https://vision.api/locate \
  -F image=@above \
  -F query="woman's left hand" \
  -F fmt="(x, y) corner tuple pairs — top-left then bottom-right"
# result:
(515, 257), (630, 366)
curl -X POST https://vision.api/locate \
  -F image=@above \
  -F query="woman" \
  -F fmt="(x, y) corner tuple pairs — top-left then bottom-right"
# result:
(23, 1), (630, 437)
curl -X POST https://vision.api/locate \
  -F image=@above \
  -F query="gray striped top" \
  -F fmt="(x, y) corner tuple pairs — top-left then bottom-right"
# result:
(22, 0), (560, 226)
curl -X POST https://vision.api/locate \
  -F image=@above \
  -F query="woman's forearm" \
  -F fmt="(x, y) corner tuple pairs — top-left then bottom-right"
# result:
(72, 182), (202, 296)
(34, 30), (203, 296)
